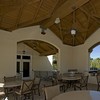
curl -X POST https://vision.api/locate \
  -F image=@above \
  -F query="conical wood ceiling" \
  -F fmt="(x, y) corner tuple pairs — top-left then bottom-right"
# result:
(0, 0), (100, 47)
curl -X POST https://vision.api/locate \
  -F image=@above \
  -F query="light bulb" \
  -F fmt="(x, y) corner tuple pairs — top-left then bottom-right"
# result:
(71, 29), (76, 35)
(55, 18), (60, 24)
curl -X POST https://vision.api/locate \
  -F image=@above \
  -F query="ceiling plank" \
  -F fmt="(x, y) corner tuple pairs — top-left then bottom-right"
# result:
(0, 0), (40, 6)
(41, 0), (90, 28)
(79, 7), (100, 25)
(83, 16), (90, 41)
(12, 6), (25, 30)
(32, 0), (44, 21)
(39, 50), (58, 56)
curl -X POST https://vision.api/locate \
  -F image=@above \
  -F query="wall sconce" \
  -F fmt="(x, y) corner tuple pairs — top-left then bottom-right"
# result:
(40, 25), (47, 35)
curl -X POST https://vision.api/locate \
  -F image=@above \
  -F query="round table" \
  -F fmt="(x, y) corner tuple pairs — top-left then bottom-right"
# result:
(62, 76), (81, 81)
(52, 90), (100, 100)
(4, 80), (21, 88)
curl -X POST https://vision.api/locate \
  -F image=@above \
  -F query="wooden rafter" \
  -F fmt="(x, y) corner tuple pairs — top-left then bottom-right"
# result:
(39, 50), (58, 56)
(12, 6), (25, 30)
(89, 1), (97, 14)
(31, 0), (44, 22)
(0, 0), (40, 6)
(80, 7), (100, 25)
(41, 0), (90, 28)
(83, 16), (90, 41)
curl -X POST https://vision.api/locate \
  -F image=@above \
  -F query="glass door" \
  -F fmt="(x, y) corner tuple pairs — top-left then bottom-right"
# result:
(22, 61), (30, 78)
(16, 54), (32, 79)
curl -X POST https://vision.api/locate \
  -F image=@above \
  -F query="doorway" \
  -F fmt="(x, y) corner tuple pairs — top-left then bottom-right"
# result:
(16, 54), (32, 79)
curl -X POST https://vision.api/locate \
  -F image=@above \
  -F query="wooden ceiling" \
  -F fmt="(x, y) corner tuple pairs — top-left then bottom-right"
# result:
(18, 40), (58, 56)
(0, 0), (100, 54)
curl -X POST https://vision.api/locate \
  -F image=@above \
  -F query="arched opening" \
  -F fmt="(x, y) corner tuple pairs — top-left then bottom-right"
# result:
(88, 42), (100, 73)
(16, 40), (59, 79)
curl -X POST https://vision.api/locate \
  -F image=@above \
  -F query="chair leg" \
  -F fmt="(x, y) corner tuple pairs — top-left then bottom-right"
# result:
(86, 85), (88, 90)
(74, 86), (76, 90)
(97, 84), (99, 91)
(38, 88), (40, 96)
(32, 92), (34, 100)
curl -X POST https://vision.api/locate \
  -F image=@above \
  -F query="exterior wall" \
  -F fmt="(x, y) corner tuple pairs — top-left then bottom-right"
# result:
(72, 28), (100, 84)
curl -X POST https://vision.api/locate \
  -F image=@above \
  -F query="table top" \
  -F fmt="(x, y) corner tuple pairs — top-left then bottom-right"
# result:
(62, 76), (81, 81)
(52, 90), (100, 100)
(0, 80), (21, 88)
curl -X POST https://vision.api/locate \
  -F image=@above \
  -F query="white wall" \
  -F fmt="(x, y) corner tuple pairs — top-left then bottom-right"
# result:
(0, 25), (99, 83)
(12, 26), (73, 73)
(0, 26), (72, 81)
(17, 43), (53, 71)
(0, 31), (17, 81)
(72, 28), (100, 84)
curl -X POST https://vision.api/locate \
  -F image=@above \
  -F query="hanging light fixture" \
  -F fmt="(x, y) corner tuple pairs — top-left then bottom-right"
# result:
(71, 29), (76, 35)
(55, 17), (60, 24)
(71, 6), (77, 36)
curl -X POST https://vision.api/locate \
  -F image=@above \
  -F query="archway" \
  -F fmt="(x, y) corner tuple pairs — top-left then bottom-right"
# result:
(88, 42), (100, 71)
(17, 39), (59, 79)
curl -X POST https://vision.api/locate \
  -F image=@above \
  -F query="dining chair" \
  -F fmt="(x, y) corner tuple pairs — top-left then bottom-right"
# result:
(96, 74), (100, 91)
(52, 77), (66, 92)
(44, 85), (60, 100)
(33, 77), (41, 96)
(4, 76), (16, 82)
(15, 79), (34, 100)
(0, 88), (6, 99)
(4, 76), (16, 95)
(74, 75), (89, 90)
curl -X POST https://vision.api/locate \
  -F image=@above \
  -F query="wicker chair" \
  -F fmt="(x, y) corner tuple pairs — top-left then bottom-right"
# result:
(15, 80), (34, 100)
(74, 75), (89, 90)
(33, 77), (41, 96)
(0, 88), (6, 99)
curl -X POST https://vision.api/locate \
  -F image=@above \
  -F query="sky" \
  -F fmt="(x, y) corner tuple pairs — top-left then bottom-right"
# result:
(90, 45), (100, 59)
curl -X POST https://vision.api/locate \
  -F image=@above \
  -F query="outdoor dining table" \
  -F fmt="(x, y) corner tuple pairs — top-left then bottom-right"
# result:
(0, 80), (22, 95)
(62, 75), (81, 89)
(0, 80), (21, 88)
(62, 75), (81, 81)
(52, 90), (100, 100)
(4, 80), (21, 88)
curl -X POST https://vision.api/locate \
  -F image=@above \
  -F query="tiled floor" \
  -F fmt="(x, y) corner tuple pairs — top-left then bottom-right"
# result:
(1, 81), (98, 100)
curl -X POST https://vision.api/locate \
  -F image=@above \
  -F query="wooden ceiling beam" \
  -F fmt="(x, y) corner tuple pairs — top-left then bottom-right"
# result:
(12, 6), (25, 30)
(41, 0), (90, 28)
(80, 7), (100, 25)
(30, 0), (44, 23)
(39, 50), (58, 56)
(7, 0), (41, 31)
(89, 1), (97, 14)
(83, 16), (90, 41)
(75, 17), (87, 31)
(0, 0), (40, 6)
